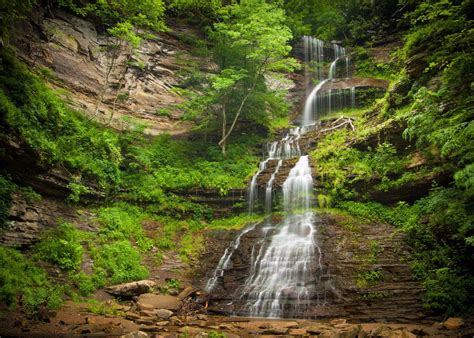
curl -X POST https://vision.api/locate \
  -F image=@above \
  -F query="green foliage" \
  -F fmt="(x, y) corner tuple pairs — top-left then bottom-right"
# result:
(340, 201), (399, 225)
(17, 186), (42, 203)
(168, 0), (223, 25)
(159, 278), (180, 294)
(97, 203), (153, 251)
(123, 133), (259, 196)
(422, 268), (473, 315)
(208, 331), (227, 338)
(207, 214), (263, 230)
(91, 240), (148, 286)
(356, 268), (384, 288)
(0, 246), (63, 312)
(0, 50), (123, 195)
(70, 272), (95, 296)
(179, 232), (204, 263)
(86, 298), (123, 316)
(36, 222), (84, 271)
(312, 127), (409, 200)
(283, 0), (402, 43)
(180, 0), (298, 153)
(0, 0), (37, 44)
(0, 175), (14, 227)
(353, 47), (399, 80)
(59, 0), (167, 45)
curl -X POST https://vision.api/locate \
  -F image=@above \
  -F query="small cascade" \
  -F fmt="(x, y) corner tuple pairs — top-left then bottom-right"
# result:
(205, 222), (258, 292)
(240, 156), (324, 318)
(265, 159), (283, 212)
(248, 159), (269, 213)
(268, 127), (302, 160)
(303, 36), (325, 82)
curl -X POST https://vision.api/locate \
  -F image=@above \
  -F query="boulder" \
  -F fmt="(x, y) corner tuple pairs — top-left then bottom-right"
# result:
(443, 317), (464, 330)
(177, 286), (198, 301)
(137, 293), (182, 311)
(330, 319), (347, 326)
(105, 280), (156, 298)
(125, 312), (141, 321)
(289, 328), (307, 335)
(155, 309), (173, 319)
(262, 327), (288, 335)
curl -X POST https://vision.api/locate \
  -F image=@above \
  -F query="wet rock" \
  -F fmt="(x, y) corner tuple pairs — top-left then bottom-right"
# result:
(178, 326), (203, 334)
(262, 327), (289, 335)
(443, 317), (464, 330)
(139, 310), (157, 317)
(196, 314), (208, 320)
(125, 312), (141, 321)
(306, 325), (332, 335)
(178, 286), (198, 301)
(330, 319), (347, 326)
(401, 330), (417, 338)
(289, 328), (307, 335)
(169, 316), (184, 326)
(120, 331), (149, 338)
(76, 323), (124, 335)
(155, 309), (173, 319)
(219, 323), (234, 330)
(138, 325), (161, 332)
(338, 324), (361, 338)
(105, 280), (156, 298)
(136, 317), (156, 325)
(136, 293), (182, 311)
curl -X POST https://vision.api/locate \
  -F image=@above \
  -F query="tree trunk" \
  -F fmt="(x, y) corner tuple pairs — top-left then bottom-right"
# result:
(220, 104), (227, 156)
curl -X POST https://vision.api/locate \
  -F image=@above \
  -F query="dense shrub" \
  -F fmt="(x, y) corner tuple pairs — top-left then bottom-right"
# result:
(35, 222), (84, 271)
(0, 247), (63, 312)
(91, 240), (148, 286)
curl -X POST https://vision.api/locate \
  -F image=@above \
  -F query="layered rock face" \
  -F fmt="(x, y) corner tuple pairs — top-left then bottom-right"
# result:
(0, 193), (74, 247)
(11, 8), (212, 135)
(198, 213), (425, 322)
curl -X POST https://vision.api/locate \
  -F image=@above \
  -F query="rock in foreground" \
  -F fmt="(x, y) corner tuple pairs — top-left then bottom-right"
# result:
(105, 280), (157, 298)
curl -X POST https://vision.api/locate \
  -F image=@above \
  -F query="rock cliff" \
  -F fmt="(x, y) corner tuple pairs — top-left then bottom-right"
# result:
(11, 8), (214, 135)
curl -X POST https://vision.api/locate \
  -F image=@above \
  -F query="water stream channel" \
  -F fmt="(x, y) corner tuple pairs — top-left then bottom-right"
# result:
(205, 36), (356, 318)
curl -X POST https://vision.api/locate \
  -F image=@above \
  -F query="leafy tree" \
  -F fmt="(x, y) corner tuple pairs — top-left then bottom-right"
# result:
(167, 0), (224, 24)
(184, 0), (298, 154)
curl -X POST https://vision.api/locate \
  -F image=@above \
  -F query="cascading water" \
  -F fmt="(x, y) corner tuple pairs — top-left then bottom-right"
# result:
(302, 36), (354, 124)
(205, 222), (258, 292)
(205, 36), (353, 318)
(265, 159), (283, 212)
(239, 156), (323, 317)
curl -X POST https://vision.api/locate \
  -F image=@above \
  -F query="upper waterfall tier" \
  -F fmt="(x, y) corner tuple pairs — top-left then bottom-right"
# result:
(301, 36), (352, 125)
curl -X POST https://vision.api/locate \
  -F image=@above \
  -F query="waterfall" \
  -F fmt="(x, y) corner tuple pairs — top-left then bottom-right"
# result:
(302, 37), (349, 124)
(205, 35), (352, 318)
(240, 156), (322, 318)
(302, 79), (329, 126)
